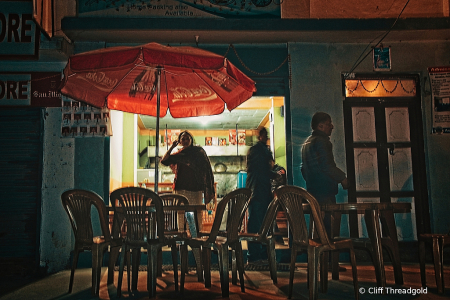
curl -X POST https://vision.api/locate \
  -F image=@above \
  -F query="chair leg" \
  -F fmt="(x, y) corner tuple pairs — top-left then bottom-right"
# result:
(117, 245), (127, 297)
(349, 248), (359, 300)
(418, 238), (427, 288)
(217, 248), (223, 288)
(308, 248), (320, 300)
(231, 249), (237, 285)
(148, 245), (159, 298)
(331, 212), (342, 281)
(381, 210), (403, 285)
(180, 244), (188, 294)
(218, 245), (230, 298)
(68, 249), (80, 293)
(157, 248), (163, 277)
(364, 209), (386, 288)
(267, 239), (278, 284)
(288, 246), (297, 299)
(203, 247), (212, 288)
(235, 244), (245, 292)
(171, 244), (179, 292)
(91, 244), (103, 296)
(331, 251), (340, 280)
(320, 252), (329, 293)
(192, 247), (204, 282)
(127, 250), (132, 292)
(131, 248), (141, 291)
(108, 246), (120, 284)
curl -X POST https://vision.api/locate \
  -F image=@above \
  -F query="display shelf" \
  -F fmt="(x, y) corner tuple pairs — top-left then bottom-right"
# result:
(203, 145), (250, 156)
(147, 145), (250, 157)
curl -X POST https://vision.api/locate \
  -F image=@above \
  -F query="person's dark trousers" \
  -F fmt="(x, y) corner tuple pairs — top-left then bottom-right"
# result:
(246, 189), (272, 262)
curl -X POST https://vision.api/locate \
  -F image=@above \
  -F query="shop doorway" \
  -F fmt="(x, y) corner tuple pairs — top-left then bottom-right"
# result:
(135, 96), (287, 191)
(342, 74), (429, 239)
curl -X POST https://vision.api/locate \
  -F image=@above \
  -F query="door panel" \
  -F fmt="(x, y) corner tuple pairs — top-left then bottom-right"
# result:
(388, 148), (413, 192)
(352, 107), (376, 142)
(385, 107), (411, 143)
(354, 148), (379, 192)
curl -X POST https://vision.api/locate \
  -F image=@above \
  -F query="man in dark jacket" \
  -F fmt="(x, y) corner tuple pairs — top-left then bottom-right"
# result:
(301, 112), (348, 235)
(246, 127), (278, 265)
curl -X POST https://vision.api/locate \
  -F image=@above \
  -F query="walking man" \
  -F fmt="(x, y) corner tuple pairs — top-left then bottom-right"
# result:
(246, 127), (279, 265)
(301, 112), (348, 236)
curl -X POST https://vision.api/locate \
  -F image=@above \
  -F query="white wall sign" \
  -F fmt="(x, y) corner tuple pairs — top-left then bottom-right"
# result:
(428, 66), (450, 134)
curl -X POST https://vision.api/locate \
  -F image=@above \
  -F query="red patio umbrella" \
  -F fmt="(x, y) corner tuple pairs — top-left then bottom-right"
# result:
(59, 42), (256, 191)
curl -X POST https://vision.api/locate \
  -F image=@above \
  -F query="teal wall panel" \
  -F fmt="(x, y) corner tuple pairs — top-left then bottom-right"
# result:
(74, 138), (109, 201)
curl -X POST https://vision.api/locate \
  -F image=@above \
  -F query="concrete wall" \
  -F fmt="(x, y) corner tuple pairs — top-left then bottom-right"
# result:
(288, 41), (450, 234)
(40, 107), (110, 273)
(40, 108), (74, 273)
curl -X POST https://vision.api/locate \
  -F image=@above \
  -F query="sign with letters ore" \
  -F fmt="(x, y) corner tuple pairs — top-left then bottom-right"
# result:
(0, 72), (62, 107)
(0, 1), (40, 60)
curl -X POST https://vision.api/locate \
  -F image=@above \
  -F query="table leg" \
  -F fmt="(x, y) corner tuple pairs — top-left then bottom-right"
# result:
(433, 236), (444, 294)
(331, 212), (342, 280)
(364, 208), (386, 287)
(418, 237), (427, 287)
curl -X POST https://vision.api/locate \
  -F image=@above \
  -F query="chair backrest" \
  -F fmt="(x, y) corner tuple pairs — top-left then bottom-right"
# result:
(257, 197), (280, 237)
(160, 193), (189, 206)
(274, 185), (332, 246)
(61, 189), (111, 244)
(160, 193), (189, 232)
(208, 188), (252, 244)
(110, 187), (165, 244)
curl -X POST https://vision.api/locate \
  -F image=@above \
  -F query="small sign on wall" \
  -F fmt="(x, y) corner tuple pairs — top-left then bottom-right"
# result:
(373, 45), (391, 71)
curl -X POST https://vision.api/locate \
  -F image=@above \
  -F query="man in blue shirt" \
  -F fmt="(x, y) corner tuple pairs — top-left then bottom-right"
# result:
(301, 112), (348, 235)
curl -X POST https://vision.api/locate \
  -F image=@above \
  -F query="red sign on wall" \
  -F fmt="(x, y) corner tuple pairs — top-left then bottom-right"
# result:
(0, 72), (62, 107)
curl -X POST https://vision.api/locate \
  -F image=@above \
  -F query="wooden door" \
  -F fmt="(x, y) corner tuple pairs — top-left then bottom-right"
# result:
(343, 74), (430, 239)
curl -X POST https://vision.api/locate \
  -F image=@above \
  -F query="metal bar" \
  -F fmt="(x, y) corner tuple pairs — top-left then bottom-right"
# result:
(155, 68), (161, 193)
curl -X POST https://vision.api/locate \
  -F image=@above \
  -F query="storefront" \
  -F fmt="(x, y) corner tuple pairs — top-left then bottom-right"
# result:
(2, 0), (450, 277)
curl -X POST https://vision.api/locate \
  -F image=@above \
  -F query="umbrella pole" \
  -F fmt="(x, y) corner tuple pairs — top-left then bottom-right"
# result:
(236, 124), (238, 156)
(154, 68), (161, 193)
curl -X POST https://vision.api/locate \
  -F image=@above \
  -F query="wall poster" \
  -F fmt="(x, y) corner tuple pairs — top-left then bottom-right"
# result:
(373, 45), (391, 71)
(428, 66), (450, 134)
(166, 129), (180, 146)
(229, 129), (246, 145)
(61, 98), (112, 138)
